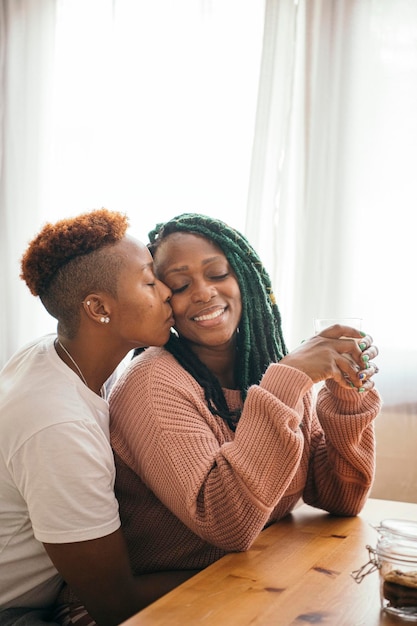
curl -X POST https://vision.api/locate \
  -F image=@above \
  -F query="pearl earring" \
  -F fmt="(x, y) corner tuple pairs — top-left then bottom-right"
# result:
(100, 316), (110, 324)
(86, 301), (91, 306)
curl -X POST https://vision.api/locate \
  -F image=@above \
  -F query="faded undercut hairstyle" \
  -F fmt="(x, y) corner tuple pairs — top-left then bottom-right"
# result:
(146, 213), (288, 431)
(20, 208), (129, 338)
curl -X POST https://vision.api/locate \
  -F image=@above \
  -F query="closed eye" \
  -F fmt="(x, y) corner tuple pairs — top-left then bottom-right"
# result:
(170, 273), (229, 293)
(170, 284), (188, 294)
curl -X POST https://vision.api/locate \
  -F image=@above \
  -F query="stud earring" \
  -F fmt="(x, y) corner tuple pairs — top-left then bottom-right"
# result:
(86, 301), (91, 306)
(100, 316), (110, 324)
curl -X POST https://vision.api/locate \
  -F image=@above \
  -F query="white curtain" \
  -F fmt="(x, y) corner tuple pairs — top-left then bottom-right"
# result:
(0, 0), (264, 365)
(0, 0), (57, 365)
(247, 0), (417, 404)
(247, 0), (364, 345)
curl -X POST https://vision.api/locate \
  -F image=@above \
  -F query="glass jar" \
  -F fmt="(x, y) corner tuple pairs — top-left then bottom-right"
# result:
(352, 519), (417, 621)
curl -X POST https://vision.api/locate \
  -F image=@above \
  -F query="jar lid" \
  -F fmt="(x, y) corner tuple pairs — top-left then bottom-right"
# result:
(378, 519), (417, 541)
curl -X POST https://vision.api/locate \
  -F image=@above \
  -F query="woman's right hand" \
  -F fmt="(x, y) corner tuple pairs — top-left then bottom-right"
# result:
(279, 324), (379, 390)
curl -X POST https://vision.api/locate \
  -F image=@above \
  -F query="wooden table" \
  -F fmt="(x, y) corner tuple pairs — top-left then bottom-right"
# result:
(123, 499), (417, 625)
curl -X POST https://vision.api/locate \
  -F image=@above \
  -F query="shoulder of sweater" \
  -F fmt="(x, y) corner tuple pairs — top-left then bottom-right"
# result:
(134, 346), (179, 369)
(124, 346), (197, 386)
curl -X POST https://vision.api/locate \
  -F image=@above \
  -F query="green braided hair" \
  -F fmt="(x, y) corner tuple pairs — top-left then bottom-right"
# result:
(144, 213), (288, 430)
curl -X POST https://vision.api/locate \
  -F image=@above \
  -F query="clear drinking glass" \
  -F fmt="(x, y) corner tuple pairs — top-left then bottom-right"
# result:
(313, 317), (362, 334)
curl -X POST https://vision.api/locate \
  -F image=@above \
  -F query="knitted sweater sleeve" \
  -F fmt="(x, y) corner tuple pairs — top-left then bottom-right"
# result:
(110, 350), (379, 552)
(301, 378), (381, 515)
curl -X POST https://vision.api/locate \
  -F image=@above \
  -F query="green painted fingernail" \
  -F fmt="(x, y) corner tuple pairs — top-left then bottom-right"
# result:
(348, 381), (355, 388)
(359, 342), (366, 351)
(362, 354), (369, 362)
(360, 331), (366, 337)
(358, 387), (365, 393)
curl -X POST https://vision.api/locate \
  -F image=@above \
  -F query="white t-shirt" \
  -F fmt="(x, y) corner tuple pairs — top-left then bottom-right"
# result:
(0, 335), (120, 609)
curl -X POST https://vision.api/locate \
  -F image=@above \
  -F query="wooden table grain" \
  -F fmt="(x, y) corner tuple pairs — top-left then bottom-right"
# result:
(122, 499), (417, 625)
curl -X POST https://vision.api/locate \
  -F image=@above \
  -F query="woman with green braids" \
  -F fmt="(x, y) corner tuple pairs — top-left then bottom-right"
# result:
(109, 213), (381, 575)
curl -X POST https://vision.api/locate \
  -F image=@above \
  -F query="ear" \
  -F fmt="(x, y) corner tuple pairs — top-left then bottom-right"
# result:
(82, 294), (112, 325)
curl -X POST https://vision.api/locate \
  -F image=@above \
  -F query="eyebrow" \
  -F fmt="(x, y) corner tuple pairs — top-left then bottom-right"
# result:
(164, 255), (223, 277)
(141, 262), (154, 272)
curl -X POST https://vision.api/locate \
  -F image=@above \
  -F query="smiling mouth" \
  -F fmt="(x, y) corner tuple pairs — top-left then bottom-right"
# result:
(192, 308), (225, 322)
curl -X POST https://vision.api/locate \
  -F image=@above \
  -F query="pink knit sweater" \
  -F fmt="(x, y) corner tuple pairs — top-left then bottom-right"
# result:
(109, 347), (380, 574)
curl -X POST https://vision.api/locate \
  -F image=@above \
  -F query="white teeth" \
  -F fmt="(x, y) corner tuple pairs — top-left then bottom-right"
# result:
(193, 309), (224, 322)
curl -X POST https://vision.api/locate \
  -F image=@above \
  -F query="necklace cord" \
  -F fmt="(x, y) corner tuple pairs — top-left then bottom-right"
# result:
(56, 339), (89, 387)
(55, 338), (106, 399)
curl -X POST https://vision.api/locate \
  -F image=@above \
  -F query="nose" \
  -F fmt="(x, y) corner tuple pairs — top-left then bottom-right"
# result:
(191, 280), (216, 303)
(157, 279), (172, 302)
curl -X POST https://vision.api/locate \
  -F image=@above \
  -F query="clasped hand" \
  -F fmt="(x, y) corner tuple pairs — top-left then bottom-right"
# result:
(281, 324), (379, 390)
